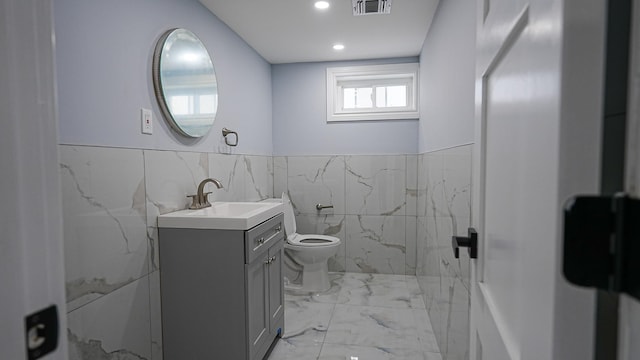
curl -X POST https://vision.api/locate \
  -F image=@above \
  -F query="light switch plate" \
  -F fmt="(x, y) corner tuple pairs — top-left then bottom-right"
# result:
(141, 108), (153, 134)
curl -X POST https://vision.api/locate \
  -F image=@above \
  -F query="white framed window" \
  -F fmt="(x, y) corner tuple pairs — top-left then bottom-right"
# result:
(326, 63), (419, 122)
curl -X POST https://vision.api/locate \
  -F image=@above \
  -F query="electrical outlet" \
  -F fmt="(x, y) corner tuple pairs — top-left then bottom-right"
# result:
(141, 108), (153, 135)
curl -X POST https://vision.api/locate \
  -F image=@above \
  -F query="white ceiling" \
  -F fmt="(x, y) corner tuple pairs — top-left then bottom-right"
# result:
(198, 0), (440, 64)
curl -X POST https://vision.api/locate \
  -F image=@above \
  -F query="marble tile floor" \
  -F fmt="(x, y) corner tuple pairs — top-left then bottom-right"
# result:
(267, 273), (442, 360)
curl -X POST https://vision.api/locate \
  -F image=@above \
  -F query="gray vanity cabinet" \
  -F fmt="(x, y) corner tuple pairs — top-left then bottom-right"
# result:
(246, 243), (284, 359)
(268, 244), (284, 331)
(158, 213), (285, 360)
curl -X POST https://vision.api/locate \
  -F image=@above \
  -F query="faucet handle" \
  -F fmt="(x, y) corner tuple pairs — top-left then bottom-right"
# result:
(201, 191), (213, 207)
(187, 195), (199, 209)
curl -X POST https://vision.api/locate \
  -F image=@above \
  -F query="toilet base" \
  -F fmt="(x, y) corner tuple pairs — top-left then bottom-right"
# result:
(300, 262), (331, 292)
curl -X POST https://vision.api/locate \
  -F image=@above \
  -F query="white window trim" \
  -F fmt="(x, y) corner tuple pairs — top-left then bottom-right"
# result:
(326, 63), (419, 122)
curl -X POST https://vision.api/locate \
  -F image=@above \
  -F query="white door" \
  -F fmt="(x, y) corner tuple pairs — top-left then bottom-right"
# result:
(469, 0), (608, 359)
(0, 0), (68, 359)
(620, 0), (640, 357)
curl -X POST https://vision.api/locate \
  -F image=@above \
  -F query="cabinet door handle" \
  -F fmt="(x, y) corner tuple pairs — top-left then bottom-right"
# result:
(275, 224), (281, 232)
(264, 256), (277, 265)
(257, 237), (265, 245)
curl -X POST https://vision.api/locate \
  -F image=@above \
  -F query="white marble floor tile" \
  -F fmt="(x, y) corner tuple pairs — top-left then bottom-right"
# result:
(338, 274), (415, 309)
(277, 273), (441, 360)
(324, 305), (422, 350)
(285, 280), (347, 305)
(282, 301), (335, 343)
(339, 272), (405, 286)
(407, 276), (427, 309)
(267, 339), (323, 360)
(318, 344), (443, 360)
(413, 309), (440, 353)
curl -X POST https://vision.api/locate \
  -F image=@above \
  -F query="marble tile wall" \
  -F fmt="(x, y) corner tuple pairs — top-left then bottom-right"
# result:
(416, 145), (472, 360)
(61, 144), (469, 359)
(274, 155), (418, 275)
(60, 145), (273, 360)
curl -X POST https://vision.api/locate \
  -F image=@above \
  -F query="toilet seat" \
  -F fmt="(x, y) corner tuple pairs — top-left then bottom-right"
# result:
(281, 192), (341, 247)
(279, 192), (342, 292)
(287, 233), (340, 247)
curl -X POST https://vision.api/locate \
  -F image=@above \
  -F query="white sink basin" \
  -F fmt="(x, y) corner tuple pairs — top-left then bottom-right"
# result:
(157, 201), (284, 230)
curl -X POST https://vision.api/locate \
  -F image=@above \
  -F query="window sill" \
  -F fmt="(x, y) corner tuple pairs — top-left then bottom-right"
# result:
(327, 111), (419, 122)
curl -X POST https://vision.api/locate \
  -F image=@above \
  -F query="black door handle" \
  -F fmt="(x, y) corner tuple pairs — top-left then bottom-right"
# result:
(452, 228), (478, 259)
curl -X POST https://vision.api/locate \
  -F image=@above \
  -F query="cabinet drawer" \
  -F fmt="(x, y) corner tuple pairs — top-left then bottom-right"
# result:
(245, 213), (284, 263)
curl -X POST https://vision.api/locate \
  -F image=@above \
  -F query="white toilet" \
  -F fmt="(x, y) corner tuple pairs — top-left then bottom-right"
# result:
(281, 192), (341, 292)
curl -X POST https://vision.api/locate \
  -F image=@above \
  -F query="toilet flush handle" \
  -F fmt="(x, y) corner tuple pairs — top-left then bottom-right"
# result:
(316, 204), (334, 211)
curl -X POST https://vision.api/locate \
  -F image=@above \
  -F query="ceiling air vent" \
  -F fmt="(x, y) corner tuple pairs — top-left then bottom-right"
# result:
(352, 0), (393, 16)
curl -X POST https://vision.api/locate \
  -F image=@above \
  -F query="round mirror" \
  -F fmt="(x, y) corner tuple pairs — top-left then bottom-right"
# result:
(153, 29), (218, 138)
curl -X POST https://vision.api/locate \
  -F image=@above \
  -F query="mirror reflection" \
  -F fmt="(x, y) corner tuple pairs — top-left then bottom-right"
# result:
(153, 28), (218, 138)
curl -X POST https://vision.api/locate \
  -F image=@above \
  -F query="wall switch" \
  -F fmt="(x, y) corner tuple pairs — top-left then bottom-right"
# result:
(141, 108), (153, 134)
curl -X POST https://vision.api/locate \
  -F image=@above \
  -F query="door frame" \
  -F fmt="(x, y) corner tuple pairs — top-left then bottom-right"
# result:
(619, 0), (640, 358)
(0, 0), (68, 358)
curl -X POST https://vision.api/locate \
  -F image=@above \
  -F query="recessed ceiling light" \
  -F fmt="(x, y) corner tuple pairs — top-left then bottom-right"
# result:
(314, 1), (330, 10)
(333, 44), (345, 50)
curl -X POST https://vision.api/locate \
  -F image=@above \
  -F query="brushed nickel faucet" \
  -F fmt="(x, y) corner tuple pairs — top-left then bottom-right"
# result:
(188, 178), (224, 209)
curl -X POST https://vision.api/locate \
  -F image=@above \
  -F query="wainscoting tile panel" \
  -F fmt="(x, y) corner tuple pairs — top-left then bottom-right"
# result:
(345, 215), (406, 275)
(406, 215), (417, 275)
(273, 156), (288, 199)
(149, 271), (163, 360)
(406, 155), (419, 217)
(416, 144), (472, 360)
(67, 276), (151, 360)
(60, 145), (148, 311)
(287, 156), (345, 215)
(144, 150), (209, 273)
(144, 150), (209, 220)
(244, 155), (273, 201)
(345, 155), (407, 216)
(208, 153), (245, 202)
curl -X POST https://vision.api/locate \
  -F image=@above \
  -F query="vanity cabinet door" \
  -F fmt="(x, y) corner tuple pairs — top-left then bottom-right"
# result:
(268, 240), (284, 333)
(246, 252), (269, 360)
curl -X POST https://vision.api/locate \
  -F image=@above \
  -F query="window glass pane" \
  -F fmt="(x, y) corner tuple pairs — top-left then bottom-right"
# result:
(355, 87), (372, 108)
(344, 88), (356, 109)
(387, 85), (407, 107)
(170, 95), (190, 115)
(343, 87), (373, 109)
(199, 94), (217, 114)
(375, 85), (407, 108)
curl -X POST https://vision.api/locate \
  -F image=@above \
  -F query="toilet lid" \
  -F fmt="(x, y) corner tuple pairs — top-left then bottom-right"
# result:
(281, 192), (297, 237)
(287, 233), (341, 247)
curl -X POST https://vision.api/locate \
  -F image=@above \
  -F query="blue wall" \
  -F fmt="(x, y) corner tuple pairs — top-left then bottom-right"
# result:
(54, 0), (273, 155)
(272, 58), (420, 156)
(418, 0), (475, 152)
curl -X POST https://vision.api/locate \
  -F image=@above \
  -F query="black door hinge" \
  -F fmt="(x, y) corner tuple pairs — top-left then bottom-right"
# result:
(25, 305), (59, 360)
(563, 193), (640, 300)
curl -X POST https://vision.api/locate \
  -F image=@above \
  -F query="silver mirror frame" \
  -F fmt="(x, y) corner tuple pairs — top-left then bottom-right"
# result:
(152, 28), (218, 138)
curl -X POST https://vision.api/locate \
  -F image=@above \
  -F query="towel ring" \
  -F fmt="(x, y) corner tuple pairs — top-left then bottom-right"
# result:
(222, 128), (238, 147)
